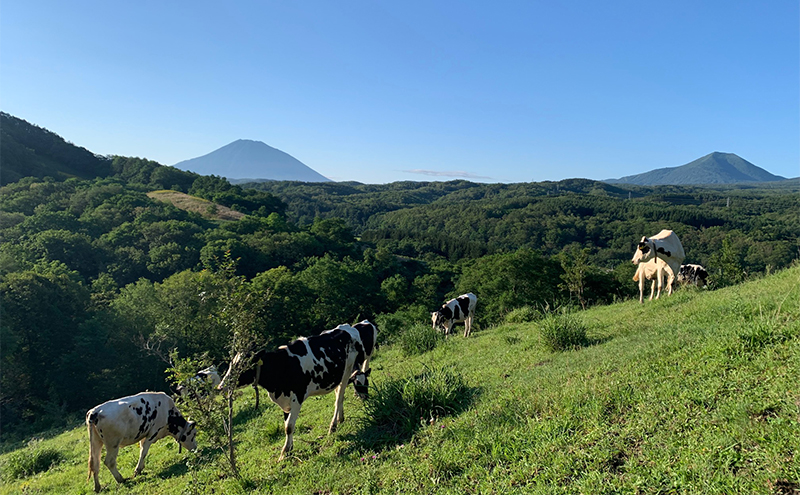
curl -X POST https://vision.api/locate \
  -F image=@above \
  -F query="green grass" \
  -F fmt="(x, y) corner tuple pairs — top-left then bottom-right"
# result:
(2, 266), (799, 494)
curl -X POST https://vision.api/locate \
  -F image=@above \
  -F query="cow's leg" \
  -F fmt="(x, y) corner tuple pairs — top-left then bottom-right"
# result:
(330, 376), (350, 433)
(638, 273), (645, 303)
(444, 321), (453, 336)
(280, 399), (301, 460)
(134, 439), (152, 476)
(648, 279), (656, 301)
(654, 268), (663, 300)
(666, 269), (675, 296)
(103, 443), (124, 484)
(464, 315), (472, 337)
(88, 426), (104, 493)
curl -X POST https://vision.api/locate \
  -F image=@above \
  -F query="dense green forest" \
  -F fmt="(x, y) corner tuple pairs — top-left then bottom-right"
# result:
(1, 112), (798, 441)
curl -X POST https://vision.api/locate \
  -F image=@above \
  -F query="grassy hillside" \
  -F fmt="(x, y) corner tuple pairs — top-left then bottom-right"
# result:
(146, 190), (246, 221)
(2, 266), (798, 494)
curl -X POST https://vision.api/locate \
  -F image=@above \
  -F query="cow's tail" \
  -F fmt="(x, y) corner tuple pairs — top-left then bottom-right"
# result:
(86, 411), (99, 482)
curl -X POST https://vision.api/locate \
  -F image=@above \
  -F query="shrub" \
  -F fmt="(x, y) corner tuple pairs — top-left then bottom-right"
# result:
(358, 364), (473, 446)
(398, 323), (445, 357)
(504, 305), (542, 324)
(1, 440), (63, 481)
(374, 305), (430, 346)
(539, 313), (589, 352)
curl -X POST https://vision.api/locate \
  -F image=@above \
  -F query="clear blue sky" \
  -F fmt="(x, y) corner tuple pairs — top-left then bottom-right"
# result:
(2, 1), (798, 183)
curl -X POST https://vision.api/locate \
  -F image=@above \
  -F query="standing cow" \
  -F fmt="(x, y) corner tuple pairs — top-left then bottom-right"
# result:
(432, 293), (478, 337)
(217, 320), (377, 460)
(86, 392), (197, 493)
(631, 230), (685, 300)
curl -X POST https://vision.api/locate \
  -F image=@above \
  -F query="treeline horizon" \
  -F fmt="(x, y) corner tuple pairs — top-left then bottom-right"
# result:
(1, 112), (799, 441)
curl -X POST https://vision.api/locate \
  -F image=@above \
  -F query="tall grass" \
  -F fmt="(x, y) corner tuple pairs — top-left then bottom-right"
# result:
(357, 364), (475, 448)
(538, 311), (589, 351)
(1, 439), (63, 481)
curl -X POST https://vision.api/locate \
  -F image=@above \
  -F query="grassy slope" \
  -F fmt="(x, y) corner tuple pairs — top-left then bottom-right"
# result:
(2, 267), (798, 494)
(146, 190), (245, 221)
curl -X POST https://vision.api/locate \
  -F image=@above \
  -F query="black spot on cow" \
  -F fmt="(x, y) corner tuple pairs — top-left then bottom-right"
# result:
(134, 407), (143, 416)
(456, 295), (471, 316)
(656, 247), (671, 257)
(167, 411), (187, 435)
(286, 339), (308, 357)
(439, 306), (454, 321)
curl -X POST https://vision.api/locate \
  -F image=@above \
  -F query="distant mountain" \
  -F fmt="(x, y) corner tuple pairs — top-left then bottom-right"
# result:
(173, 140), (331, 182)
(0, 112), (112, 185)
(605, 152), (786, 185)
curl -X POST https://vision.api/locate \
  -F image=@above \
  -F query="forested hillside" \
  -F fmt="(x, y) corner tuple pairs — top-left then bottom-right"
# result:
(1, 114), (798, 442)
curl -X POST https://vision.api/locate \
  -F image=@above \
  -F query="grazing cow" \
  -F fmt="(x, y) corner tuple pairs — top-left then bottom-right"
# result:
(631, 230), (685, 299)
(86, 392), (197, 493)
(175, 365), (221, 397)
(678, 263), (709, 287)
(632, 257), (669, 303)
(432, 293), (477, 337)
(217, 320), (378, 460)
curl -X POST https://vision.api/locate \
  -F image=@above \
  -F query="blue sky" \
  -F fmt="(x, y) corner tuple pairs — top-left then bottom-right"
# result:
(2, 1), (798, 183)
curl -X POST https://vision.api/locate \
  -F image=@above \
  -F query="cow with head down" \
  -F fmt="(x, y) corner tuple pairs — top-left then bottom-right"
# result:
(631, 229), (685, 301)
(86, 392), (197, 493)
(678, 263), (709, 288)
(432, 293), (477, 337)
(218, 320), (377, 460)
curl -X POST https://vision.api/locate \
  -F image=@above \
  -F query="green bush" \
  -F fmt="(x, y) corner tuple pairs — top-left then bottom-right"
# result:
(1, 441), (63, 481)
(504, 305), (542, 324)
(358, 364), (473, 446)
(374, 305), (430, 346)
(398, 323), (445, 357)
(539, 313), (589, 352)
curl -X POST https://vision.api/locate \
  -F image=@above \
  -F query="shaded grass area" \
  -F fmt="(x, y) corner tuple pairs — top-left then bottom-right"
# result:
(1, 266), (798, 494)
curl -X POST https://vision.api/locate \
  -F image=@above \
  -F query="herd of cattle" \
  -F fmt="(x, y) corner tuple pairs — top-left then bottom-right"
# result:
(85, 230), (707, 491)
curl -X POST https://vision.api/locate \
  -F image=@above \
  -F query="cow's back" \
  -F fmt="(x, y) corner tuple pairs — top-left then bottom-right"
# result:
(87, 392), (174, 446)
(653, 229), (686, 261)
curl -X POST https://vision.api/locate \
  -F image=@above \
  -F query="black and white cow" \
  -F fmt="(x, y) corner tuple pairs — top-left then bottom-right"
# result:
(86, 392), (197, 493)
(217, 320), (377, 460)
(678, 263), (709, 287)
(432, 293), (477, 337)
(631, 229), (685, 299)
(175, 365), (221, 397)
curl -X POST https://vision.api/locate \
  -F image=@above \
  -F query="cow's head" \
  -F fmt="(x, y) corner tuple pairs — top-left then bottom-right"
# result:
(178, 420), (198, 452)
(631, 237), (655, 265)
(168, 410), (198, 453)
(431, 311), (446, 331)
(349, 368), (371, 399)
(218, 352), (261, 391)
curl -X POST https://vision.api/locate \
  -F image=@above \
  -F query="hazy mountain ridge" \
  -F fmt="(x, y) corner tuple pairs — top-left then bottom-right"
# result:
(173, 139), (331, 182)
(605, 152), (787, 185)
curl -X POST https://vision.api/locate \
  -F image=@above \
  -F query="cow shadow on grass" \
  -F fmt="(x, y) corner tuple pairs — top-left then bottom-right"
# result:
(341, 365), (481, 453)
